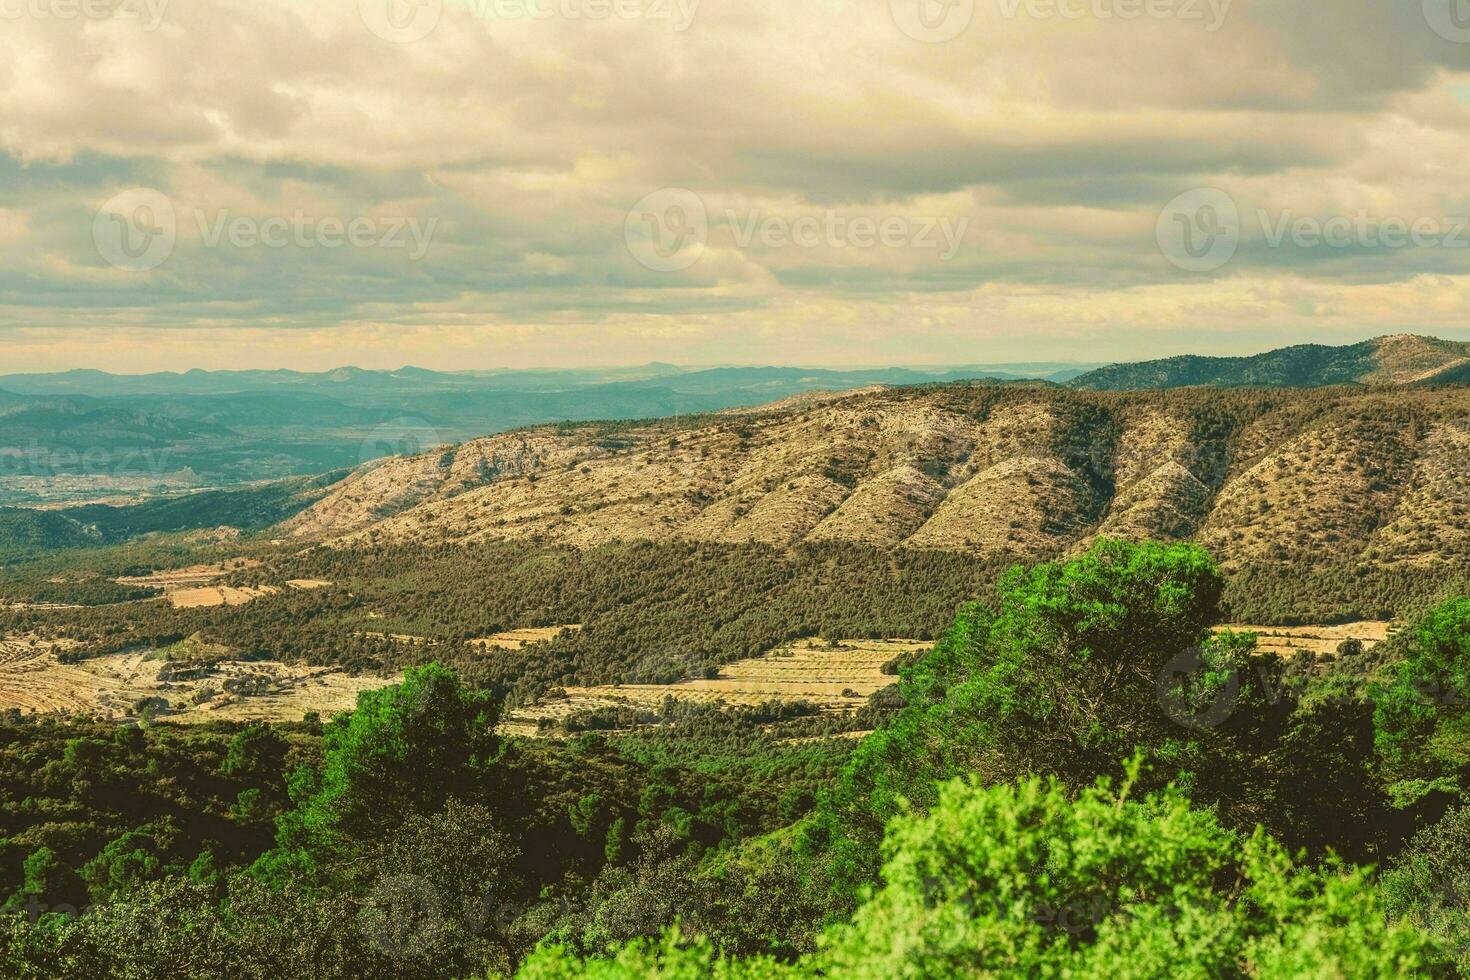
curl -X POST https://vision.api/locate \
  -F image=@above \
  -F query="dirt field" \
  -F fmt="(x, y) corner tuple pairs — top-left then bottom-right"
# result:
(0, 633), (397, 723)
(115, 559), (261, 590)
(116, 559), (264, 608)
(168, 585), (280, 609)
(471, 625), (582, 651)
(112, 562), (333, 609)
(501, 637), (927, 736)
(1216, 621), (1393, 659)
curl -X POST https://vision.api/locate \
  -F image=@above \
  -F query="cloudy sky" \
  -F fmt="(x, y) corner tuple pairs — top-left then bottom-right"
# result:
(3, 0), (1470, 372)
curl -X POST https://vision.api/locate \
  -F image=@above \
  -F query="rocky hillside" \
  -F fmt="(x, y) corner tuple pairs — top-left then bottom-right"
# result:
(1070, 335), (1470, 391)
(284, 383), (1470, 569)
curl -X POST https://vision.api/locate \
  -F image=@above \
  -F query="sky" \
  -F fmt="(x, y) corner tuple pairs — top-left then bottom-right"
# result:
(2, 0), (1470, 372)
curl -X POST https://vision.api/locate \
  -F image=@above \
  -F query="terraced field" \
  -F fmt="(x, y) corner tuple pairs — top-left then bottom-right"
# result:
(112, 562), (333, 609)
(0, 636), (97, 714)
(1220, 621), (1393, 660)
(0, 633), (396, 722)
(471, 625), (582, 651)
(501, 637), (928, 736)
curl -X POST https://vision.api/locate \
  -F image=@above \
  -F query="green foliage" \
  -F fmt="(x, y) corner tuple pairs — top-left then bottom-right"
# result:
(78, 822), (173, 904)
(519, 766), (1453, 978)
(281, 663), (500, 856)
(516, 927), (791, 980)
(0, 718), (296, 913)
(806, 539), (1288, 895)
(1, 533), (1464, 976)
(1383, 805), (1470, 971)
(1371, 598), (1470, 803)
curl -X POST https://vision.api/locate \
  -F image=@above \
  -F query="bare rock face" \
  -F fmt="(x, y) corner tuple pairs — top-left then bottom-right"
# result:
(282, 384), (1470, 567)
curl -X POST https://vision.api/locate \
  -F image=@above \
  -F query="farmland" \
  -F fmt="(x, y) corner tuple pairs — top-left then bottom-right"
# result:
(1219, 621), (1392, 660)
(501, 637), (927, 736)
(0, 632), (397, 722)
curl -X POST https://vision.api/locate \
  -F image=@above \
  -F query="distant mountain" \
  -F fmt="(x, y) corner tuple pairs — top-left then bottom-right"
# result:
(0, 398), (235, 448)
(0, 364), (1091, 502)
(1070, 335), (1470, 391)
(0, 508), (104, 557)
(0, 471), (347, 560)
(283, 381), (1470, 572)
(0, 362), (1082, 398)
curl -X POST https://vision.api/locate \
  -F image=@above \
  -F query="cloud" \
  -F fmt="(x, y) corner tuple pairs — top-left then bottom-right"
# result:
(0, 0), (1468, 370)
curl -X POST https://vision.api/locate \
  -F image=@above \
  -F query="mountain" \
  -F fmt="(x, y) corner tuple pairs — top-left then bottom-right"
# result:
(0, 472), (347, 560)
(0, 398), (235, 447)
(0, 508), (105, 556)
(1070, 335), (1470, 390)
(0, 363), (1082, 398)
(0, 364), (1092, 502)
(284, 381), (1470, 570)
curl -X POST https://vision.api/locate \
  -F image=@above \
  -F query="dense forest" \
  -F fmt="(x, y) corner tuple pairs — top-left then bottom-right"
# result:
(0, 535), (1469, 975)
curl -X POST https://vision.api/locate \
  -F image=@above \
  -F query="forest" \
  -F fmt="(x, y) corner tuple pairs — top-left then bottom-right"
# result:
(0, 536), (1468, 975)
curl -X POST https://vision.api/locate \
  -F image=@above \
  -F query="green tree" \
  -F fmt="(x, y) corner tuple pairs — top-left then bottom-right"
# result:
(1372, 597), (1470, 805)
(261, 663), (501, 873)
(805, 538), (1284, 895)
(519, 764), (1453, 978)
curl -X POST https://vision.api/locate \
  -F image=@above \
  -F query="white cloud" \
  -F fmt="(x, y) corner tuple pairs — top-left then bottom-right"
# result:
(1, 0), (1469, 369)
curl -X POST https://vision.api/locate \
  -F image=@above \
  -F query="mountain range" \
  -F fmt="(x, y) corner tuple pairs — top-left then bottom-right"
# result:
(1068, 334), (1470, 390)
(286, 377), (1470, 571)
(0, 362), (1089, 503)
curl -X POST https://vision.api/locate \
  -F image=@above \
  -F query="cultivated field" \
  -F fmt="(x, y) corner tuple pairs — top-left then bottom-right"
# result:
(1218, 621), (1393, 660)
(0, 632), (395, 723)
(114, 561), (332, 609)
(169, 585), (280, 609)
(471, 625), (582, 651)
(501, 637), (927, 736)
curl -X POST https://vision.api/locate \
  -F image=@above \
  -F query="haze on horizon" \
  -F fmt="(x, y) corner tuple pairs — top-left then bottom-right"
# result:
(3, 0), (1470, 374)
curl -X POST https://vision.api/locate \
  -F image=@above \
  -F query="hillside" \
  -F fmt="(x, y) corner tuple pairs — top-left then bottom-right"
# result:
(0, 363), (1089, 503)
(1070, 334), (1470, 390)
(0, 473), (346, 561)
(284, 382), (1470, 570)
